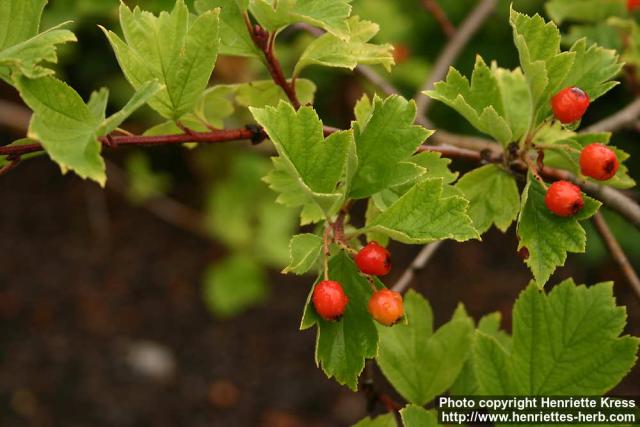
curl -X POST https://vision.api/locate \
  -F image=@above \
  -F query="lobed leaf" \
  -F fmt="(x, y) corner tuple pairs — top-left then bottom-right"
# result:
(368, 179), (479, 244)
(516, 175), (601, 286)
(102, 0), (220, 119)
(300, 252), (380, 390)
(295, 16), (394, 75)
(456, 164), (520, 234)
(474, 280), (639, 395)
(283, 233), (323, 275)
(349, 95), (431, 199)
(376, 291), (474, 406)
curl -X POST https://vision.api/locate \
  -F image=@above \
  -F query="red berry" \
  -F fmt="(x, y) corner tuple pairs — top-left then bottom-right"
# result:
(551, 87), (590, 124)
(579, 143), (619, 181)
(544, 181), (584, 217)
(312, 280), (348, 321)
(355, 242), (391, 276)
(628, 0), (640, 11)
(368, 289), (404, 326)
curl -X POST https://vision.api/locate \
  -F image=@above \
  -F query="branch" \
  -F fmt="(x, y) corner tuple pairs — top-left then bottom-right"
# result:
(417, 144), (640, 230)
(421, 0), (456, 38)
(583, 97), (640, 133)
(247, 20), (301, 108)
(592, 212), (640, 302)
(391, 242), (443, 293)
(0, 158), (21, 177)
(414, 0), (498, 118)
(0, 126), (266, 157)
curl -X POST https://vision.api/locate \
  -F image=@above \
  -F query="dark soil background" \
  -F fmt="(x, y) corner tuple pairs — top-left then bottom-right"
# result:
(0, 155), (638, 427)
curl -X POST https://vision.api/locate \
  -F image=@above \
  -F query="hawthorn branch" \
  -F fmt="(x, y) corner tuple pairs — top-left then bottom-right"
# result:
(592, 212), (640, 302)
(391, 242), (443, 293)
(247, 20), (301, 108)
(421, 0), (456, 38)
(0, 126), (266, 157)
(414, 0), (498, 117)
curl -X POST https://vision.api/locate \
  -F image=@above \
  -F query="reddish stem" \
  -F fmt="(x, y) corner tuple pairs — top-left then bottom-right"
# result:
(0, 127), (265, 157)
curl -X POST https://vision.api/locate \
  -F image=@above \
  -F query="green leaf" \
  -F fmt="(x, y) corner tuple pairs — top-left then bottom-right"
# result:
(376, 290), (474, 406)
(456, 165), (520, 234)
(0, 0), (47, 50)
(202, 255), (268, 318)
(88, 88), (109, 122)
(349, 95), (431, 199)
(0, 23), (76, 79)
(294, 16), (394, 75)
(475, 280), (639, 395)
(15, 76), (105, 185)
(251, 101), (353, 219)
(510, 7), (575, 127)
(250, 0), (352, 39)
(101, 1), (220, 119)
(492, 65), (531, 142)
(425, 57), (515, 145)
(234, 79), (316, 108)
(368, 179), (479, 244)
(283, 233), (323, 275)
(262, 157), (327, 225)
(98, 80), (163, 136)
(352, 414), (397, 427)
(302, 252), (379, 390)
(195, 0), (261, 58)
(409, 151), (458, 184)
(546, 0), (626, 24)
(516, 176), (600, 286)
(400, 405), (438, 427)
(559, 38), (621, 102)
(450, 312), (511, 396)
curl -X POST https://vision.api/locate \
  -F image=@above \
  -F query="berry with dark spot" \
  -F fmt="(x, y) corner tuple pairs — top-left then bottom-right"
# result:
(551, 87), (590, 124)
(579, 143), (619, 181)
(544, 181), (584, 217)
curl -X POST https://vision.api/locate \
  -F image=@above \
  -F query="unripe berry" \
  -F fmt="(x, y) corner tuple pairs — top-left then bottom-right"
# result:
(628, 0), (640, 12)
(544, 181), (584, 217)
(355, 241), (391, 276)
(579, 143), (619, 181)
(312, 280), (348, 321)
(368, 289), (404, 326)
(551, 87), (590, 124)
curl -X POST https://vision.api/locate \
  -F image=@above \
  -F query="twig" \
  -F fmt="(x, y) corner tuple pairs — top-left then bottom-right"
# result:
(0, 158), (21, 176)
(416, 144), (640, 230)
(391, 242), (443, 293)
(414, 0), (498, 118)
(247, 21), (301, 108)
(421, 0), (456, 38)
(583, 97), (640, 133)
(592, 212), (640, 302)
(0, 126), (265, 157)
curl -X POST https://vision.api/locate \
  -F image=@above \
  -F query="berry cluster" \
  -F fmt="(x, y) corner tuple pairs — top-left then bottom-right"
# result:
(544, 87), (619, 217)
(312, 242), (404, 326)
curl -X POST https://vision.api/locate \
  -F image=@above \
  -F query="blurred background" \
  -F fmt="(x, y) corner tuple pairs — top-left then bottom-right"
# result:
(0, 0), (639, 426)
